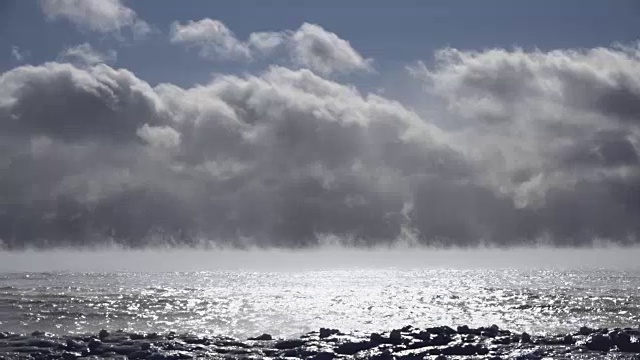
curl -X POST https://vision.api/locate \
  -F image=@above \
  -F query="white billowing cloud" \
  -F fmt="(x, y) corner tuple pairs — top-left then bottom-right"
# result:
(58, 43), (117, 65)
(246, 23), (373, 74)
(289, 23), (372, 75)
(41, 0), (151, 38)
(411, 45), (640, 223)
(247, 31), (287, 53)
(169, 19), (251, 60)
(0, 61), (466, 248)
(170, 19), (372, 74)
(2, 40), (640, 249)
(137, 124), (181, 149)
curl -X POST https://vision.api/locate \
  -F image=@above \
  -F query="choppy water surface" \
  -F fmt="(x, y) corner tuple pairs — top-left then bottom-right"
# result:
(1, 267), (640, 338)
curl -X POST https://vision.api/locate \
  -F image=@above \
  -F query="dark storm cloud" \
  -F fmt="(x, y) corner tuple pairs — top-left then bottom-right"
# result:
(1, 43), (640, 249)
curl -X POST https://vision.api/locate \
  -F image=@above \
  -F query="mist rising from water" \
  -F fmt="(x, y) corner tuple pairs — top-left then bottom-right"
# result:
(1, 247), (639, 273)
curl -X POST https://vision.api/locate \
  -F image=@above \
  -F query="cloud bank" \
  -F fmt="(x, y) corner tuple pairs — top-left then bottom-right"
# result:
(1, 28), (639, 248)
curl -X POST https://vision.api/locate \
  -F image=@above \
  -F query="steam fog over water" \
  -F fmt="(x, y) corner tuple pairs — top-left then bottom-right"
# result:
(1, 248), (640, 272)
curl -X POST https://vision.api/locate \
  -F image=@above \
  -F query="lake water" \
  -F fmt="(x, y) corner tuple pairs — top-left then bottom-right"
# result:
(1, 248), (639, 339)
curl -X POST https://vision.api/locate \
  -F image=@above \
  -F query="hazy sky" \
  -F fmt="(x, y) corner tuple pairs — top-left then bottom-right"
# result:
(1, 1), (640, 249)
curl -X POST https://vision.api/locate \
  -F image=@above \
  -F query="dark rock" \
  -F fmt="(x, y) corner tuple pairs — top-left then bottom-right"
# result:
(66, 339), (85, 351)
(334, 341), (374, 355)
(411, 331), (430, 341)
(585, 333), (612, 352)
(31, 331), (46, 337)
(175, 352), (194, 359)
(6, 325), (640, 360)
(426, 326), (456, 336)
(274, 339), (306, 349)
(482, 331), (497, 338)
(370, 332), (384, 345)
(405, 340), (431, 350)
(28, 338), (62, 348)
(441, 344), (478, 356)
(147, 353), (173, 360)
(87, 339), (102, 353)
(13, 346), (52, 354)
(457, 325), (470, 334)
(563, 334), (574, 344)
(370, 350), (394, 360)
(612, 332), (640, 352)
(214, 339), (250, 348)
(319, 328), (339, 338)
(579, 326), (594, 336)
(610, 330), (631, 344)
(390, 329), (402, 342)
(396, 354), (426, 360)
(281, 348), (299, 357)
(111, 345), (139, 355)
(620, 341), (640, 353)
(462, 334), (476, 343)
(128, 350), (151, 359)
(248, 333), (272, 341)
(262, 348), (279, 357)
(401, 325), (413, 332)
(182, 336), (207, 345)
(477, 346), (489, 355)
(428, 334), (453, 346)
(299, 348), (320, 358)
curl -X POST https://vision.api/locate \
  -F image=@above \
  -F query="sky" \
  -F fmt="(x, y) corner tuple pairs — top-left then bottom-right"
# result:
(1, 1), (640, 249)
(2, 1), (640, 86)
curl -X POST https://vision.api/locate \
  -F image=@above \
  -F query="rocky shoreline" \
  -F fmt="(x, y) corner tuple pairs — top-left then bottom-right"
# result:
(1, 325), (640, 360)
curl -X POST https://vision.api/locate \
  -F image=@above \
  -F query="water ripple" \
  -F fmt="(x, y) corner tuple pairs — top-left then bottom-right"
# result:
(0, 269), (638, 338)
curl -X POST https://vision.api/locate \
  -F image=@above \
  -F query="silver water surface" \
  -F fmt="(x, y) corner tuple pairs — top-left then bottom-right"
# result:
(1, 269), (639, 338)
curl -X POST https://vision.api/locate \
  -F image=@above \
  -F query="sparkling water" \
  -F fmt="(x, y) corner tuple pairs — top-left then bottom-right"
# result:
(1, 249), (640, 339)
